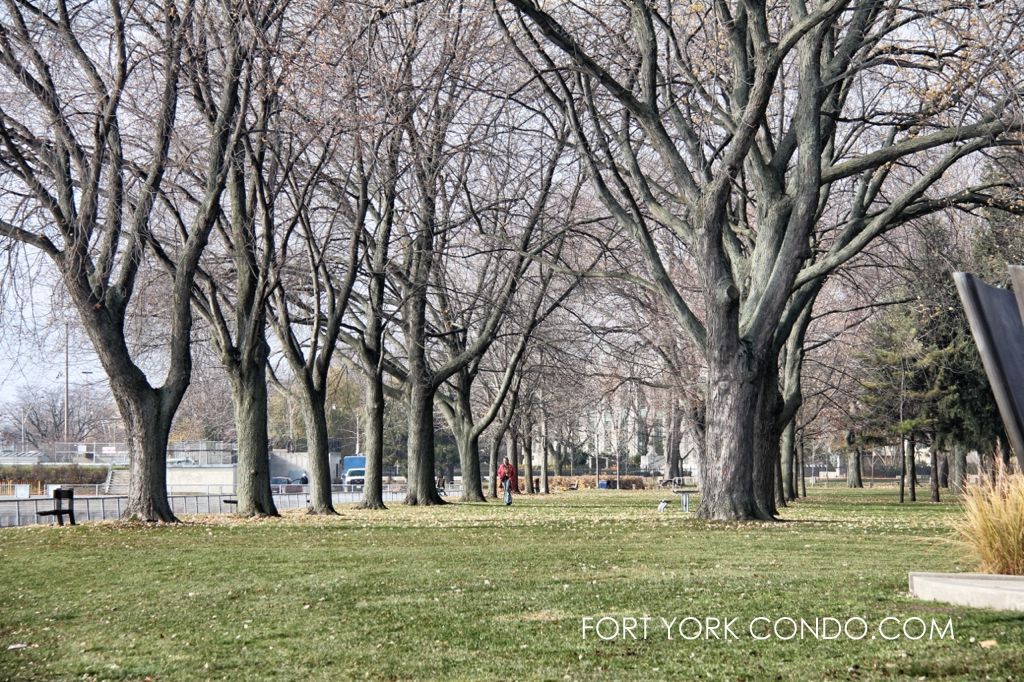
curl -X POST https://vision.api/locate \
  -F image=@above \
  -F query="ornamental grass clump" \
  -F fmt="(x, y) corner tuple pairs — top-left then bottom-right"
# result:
(955, 470), (1024, 575)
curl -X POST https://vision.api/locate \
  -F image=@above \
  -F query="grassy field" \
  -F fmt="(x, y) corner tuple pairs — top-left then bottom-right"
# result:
(1, 488), (1022, 681)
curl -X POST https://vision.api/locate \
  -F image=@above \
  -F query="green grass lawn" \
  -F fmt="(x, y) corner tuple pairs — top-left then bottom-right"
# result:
(1, 488), (1022, 680)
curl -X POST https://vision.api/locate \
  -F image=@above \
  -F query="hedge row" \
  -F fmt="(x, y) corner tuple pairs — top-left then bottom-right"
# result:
(0, 464), (108, 485)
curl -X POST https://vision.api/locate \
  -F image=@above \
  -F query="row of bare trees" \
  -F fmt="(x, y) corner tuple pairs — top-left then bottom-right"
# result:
(2, 0), (1022, 521)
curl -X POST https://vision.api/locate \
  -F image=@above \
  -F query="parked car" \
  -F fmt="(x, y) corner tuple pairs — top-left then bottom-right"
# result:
(343, 468), (365, 486)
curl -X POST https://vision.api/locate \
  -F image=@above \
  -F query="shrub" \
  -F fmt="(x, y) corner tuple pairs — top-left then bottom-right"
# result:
(954, 470), (1024, 575)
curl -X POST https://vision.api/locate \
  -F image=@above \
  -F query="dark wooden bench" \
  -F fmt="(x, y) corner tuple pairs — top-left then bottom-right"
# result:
(37, 488), (76, 526)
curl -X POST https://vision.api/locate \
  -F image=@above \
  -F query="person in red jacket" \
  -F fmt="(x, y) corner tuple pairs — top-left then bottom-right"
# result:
(498, 456), (516, 505)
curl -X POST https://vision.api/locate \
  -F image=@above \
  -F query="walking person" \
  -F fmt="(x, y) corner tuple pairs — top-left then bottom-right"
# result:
(498, 456), (516, 506)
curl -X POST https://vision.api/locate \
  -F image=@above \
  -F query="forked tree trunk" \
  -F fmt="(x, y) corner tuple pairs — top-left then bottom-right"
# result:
(359, 370), (387, 509)
(230, 360), (278, 517)
(114, 386), (178, 522)
(846, 449), (863, 488)
(405, 381), (444, 505)
(302, 394), (336, 515)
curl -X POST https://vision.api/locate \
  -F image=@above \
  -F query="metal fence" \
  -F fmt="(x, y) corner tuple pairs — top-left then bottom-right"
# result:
(0, 486), (410, 528)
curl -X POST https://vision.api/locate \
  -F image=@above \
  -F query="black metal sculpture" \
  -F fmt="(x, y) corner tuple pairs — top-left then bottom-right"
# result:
(954, 267), (1024, 463)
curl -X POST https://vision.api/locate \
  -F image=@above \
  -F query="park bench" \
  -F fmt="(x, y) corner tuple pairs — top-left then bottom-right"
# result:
(568, 482), (579, 491)
(37, 488), (76, 526)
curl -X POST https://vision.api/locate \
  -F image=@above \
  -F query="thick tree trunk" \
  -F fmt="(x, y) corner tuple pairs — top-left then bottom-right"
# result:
(301, 393), (336, 515)
(752, 371), (781, 517)
(698, 353), (762, 520)
(85, 306), (189, 522)
(446, 373), (486, 502)
(846, 449), (863, 488)
(358, 370), (388, 509)
(230, 360), (278, 517)
(457, 428), (486, 502)
(938, 453), (949, 489)
(404, 380), (445, 505)
(114, 387), (178, 522)
(523, 432), (535, 494)
(780, 420), (796, 501)
(555, 441), (565, 477)
(930, 448), (940, 503)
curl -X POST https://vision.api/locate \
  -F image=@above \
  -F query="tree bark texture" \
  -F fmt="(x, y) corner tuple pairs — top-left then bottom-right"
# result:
(846, 449), (863, 488)
(230, 359), (278, 517)
(113, 384), (179, 522)
(301, 393), (336, 514)
(358, 370), (388, 509)
(404, 380), (444, 505)
(698, 351), (762, 520)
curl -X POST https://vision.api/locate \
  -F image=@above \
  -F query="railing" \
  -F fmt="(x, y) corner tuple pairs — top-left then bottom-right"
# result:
(0, 488), (408, 528)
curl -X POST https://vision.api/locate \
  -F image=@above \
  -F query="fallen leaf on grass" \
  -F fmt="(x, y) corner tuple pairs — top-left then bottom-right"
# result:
(979, 640), (998, 649)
